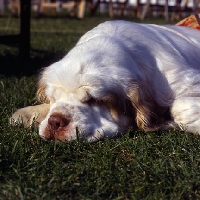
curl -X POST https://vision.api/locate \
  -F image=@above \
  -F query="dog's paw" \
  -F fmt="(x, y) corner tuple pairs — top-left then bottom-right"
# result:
(10, 107), (40, 127)
(10, 104), (50, 128)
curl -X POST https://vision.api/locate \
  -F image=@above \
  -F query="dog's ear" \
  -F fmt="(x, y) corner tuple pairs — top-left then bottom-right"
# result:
(37, 69), (50, 104)
(128, 85), (166, 132)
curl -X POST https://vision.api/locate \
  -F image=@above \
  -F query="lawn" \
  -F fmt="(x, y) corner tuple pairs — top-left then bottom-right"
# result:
(1, 11), (200, 199)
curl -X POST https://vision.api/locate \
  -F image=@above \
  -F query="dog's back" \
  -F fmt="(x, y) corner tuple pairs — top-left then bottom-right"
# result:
(76, 21), (200, 100)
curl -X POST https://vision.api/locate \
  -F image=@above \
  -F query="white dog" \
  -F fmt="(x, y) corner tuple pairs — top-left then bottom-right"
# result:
(11, 20), (200, 142)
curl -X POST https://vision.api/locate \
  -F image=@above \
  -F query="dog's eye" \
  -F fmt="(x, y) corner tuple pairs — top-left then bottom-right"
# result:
(86, 97), (98, 105)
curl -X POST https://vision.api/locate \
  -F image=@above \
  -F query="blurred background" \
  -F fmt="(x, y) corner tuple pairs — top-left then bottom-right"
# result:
(0, 0), (199, 76)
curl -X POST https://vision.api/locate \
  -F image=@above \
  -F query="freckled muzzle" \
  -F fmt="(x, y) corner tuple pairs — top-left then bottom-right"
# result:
(39, 113), (73, 141)
(38, 99), (130, 142)
(47, 114), (70, 140)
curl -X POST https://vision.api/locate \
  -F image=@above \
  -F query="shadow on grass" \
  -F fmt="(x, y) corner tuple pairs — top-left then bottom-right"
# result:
(0, 47), (64, 77)
(0, 29), (83, 77)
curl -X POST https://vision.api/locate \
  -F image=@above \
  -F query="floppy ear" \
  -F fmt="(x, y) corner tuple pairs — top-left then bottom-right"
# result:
(128, 85), (167, 132)
(37, 68), (50, 104)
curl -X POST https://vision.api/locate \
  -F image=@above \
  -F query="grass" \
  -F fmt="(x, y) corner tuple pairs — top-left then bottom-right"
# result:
(1, 11), (200, 199)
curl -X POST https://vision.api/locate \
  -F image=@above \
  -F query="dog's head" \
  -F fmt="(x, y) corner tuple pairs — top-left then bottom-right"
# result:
(37, 40), (137, 142)
(36, 32), (171, 142)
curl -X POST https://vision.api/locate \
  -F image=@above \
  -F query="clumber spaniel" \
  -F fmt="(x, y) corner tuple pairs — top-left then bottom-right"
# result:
(11, 20), (200, 142)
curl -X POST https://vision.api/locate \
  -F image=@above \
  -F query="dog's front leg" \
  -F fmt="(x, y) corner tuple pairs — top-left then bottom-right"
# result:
(10, 104), (50, 128)
(171, 97), (200, 134)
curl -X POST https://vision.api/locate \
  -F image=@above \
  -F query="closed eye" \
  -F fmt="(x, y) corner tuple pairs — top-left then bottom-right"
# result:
(86, 97), (99, 105)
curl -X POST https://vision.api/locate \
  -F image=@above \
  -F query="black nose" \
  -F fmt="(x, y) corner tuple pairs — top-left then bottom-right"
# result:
(48, 114), (70, 131)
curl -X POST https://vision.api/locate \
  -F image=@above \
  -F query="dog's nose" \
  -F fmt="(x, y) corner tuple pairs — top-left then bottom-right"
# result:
(48, 114), (69, 131)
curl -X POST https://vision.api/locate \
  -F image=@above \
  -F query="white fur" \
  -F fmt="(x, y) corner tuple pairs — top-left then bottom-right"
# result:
(11, 21), (200, 142)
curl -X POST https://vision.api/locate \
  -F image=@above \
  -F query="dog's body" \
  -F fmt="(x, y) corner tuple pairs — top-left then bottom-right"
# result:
(12, 21), (200, 142)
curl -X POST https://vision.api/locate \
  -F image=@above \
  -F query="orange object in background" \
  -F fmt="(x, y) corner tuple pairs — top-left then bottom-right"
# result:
(176, 14), (200, 30)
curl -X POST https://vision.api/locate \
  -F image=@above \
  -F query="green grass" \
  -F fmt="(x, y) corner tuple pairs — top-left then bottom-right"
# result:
(1, 12), (200, 199)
